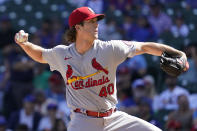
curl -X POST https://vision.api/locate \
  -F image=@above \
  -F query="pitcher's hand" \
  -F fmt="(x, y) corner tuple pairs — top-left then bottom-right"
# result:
(15, 30), (29, 45)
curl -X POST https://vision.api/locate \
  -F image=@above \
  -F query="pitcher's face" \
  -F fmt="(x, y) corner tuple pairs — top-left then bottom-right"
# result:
(77, 17), (99, 41)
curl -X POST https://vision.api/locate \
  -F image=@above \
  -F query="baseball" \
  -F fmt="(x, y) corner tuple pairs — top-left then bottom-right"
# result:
(16, 30), (28, 43)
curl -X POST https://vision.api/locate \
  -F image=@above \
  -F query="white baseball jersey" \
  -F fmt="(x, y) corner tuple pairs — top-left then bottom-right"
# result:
(42, 40), (136, 112)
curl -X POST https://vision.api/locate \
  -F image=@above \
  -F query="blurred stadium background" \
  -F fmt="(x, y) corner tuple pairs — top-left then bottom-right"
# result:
(0, 0), (197, 131)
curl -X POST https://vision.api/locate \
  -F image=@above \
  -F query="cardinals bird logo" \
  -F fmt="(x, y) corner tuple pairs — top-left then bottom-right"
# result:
(66, 58), (109, 84)
(92, 58), (108, 74)
(66, 65), (73, 85)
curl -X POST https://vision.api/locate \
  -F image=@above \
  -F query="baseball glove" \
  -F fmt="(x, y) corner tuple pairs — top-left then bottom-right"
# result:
(160, 52), (189, 77)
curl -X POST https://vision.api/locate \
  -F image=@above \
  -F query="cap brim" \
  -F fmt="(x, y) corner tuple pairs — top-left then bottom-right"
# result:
(85, 14), (105, 21)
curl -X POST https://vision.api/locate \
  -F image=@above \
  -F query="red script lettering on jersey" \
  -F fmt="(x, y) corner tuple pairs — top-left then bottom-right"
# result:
(71, 75), (110, 90)
(64, 57), (72, 60)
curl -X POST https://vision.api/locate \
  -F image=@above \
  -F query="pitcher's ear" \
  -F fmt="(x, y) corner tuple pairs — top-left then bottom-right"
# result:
(75, 25), (81, 31)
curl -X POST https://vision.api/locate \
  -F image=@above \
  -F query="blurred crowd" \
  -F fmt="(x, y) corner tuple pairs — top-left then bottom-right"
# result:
(0, 0), (197, 131)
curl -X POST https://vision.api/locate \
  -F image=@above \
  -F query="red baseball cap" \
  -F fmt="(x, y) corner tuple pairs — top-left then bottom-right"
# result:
(68, 7), (105, 28)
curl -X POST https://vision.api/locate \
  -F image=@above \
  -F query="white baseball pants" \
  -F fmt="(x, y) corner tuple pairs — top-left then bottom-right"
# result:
(68, 111), (162, 131)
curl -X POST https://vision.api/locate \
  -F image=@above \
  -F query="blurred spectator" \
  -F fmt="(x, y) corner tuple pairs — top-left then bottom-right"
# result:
(33, 64), (51, 90)
(3, 46), (35, 117)
(148, 2), (172, 35)
(0, 116), (7, 131)
(127, 54), (147, 80)
(132, 79), (147, 99)
(52, 118), (67, 131)
(178, 44), (197, 86)
(117, 64), (131, 89)
(117, 88), (131, 107)
(158, 75), (190, 110)
(143, 75), (161, 112)
(37, 19), (54, 48)
(121, 15), (135, 40)
(98, 19), (108, 40)
(116, 65), (133, 113)
(122, 3), (135, 16)
(6, 47), (35, 83)
(0, 16), (16, 49)
(170, 15), (189, 38)
(34, 89), (47, 115)
(133, 0), (151, 15)
(8, 95), (42, 131)
(105, 4), (123, 24)
(101, 20), (122, 40)
(86, 0), (104, 13)
(29, 34), (41, 46)
(52, 18), (64, 45)
(132, 78), (158, 110)
(117, 53), (147, 82)
(137, 97), (161, 128)
(45, 73), (65, 103)
(166, 94), (193, 130)
(58, 101), (71, 127)
(118, 79), (148, 116)
(143, 75), (157, 99)
(129, 15), (157, 42)
(38, 102), (59, 131)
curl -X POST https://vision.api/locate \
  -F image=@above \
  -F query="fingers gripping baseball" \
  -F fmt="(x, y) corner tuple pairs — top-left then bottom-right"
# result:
(15, 30), (29, 45)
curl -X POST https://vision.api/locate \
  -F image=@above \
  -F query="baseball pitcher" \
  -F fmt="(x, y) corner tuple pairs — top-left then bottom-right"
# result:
(15, 7), (188, 131)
